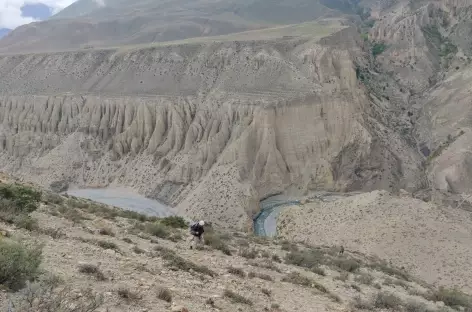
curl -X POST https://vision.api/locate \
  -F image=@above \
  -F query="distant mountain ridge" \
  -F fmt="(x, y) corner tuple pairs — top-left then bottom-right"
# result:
(0, 0), (364, 53)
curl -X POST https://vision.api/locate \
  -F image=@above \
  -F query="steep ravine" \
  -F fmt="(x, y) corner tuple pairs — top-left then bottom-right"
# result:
(0, 27), (425, 230)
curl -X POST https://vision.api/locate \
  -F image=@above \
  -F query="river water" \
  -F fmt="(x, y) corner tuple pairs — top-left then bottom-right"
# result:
(66, 188), (175, 217)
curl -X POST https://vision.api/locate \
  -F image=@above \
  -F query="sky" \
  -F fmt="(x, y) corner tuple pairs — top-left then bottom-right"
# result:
(0, 0), (77, 29)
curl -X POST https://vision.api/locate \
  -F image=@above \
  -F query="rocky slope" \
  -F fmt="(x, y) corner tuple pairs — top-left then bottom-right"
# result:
(0, 22), (425, 229)
(276, 190), (472, 293)
(1, 177), (471, 312)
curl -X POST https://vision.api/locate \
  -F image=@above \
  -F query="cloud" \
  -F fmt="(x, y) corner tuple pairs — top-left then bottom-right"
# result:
(0, 0), (78, 29)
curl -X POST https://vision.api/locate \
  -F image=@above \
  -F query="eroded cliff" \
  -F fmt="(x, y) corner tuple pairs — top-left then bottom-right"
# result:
(0, 27), (424, 229)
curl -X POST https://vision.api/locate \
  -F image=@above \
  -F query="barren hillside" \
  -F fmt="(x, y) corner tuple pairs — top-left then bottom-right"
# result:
(277, 190), (472, 293)
(1, 178), (471, 311)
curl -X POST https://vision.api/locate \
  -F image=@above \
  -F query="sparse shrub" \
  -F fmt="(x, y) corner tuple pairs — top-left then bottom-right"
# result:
(331, 258), (360, 272)
(352, 295), (373, 310)
(311, 266), (326, 276)
(335, 272), (349, 282)
(0, 183), (41, 213)
(169, 232), (183, 242)
(280, 240), (298, 252)
(78, 263), (106, 281)
(39, 227), (65, 239)
(122, 237), (133, 244)
(14, 214), (39, 231)
(374, 292), (402, 309)
(96, 240), (119, 252)
(133, 246), (145, 254)
(261, 250), (270, 258)
(0, 240), (42, 291)
(249, 259), (281, 273)
(237, 239), (250, 247)
(248, 271), (273, 281)
(282, 272), (312, 287)
(329, 293), (342, 303)
(313, 281), (328, 293)
(63, 208), (86, 224)
(228, 266), (246, 278)
(10, 281), (103, 312)
(239, 248), (258, 259)
(261, 288), (271, 296)
(0, 184), (41, 231)
(162, 251), (216, 277)
(205, 232), (232, 255)
(271, 303), (280, 310)
(145, 222), (170, 238)
(153, 245), (176, 258)
(98, 226), (115, 236)
(370, 262), (411, 281)
(405, 300), (432, 312)
(372, 42), (387, 56)
(427, 287), (472, 308)
(355, 273), (374, 285)
(351, 284), (361, 292)
(157, 287), (172, 302)
(223, 289), (253, 305)
(285, 249), (324, 269)
(117, 287), (141, 301)
(42, 192), (64, 205)
(160, 216), (187, 229)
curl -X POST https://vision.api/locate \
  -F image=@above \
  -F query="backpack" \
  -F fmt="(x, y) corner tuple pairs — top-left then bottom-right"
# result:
(190, 222), (203, 234)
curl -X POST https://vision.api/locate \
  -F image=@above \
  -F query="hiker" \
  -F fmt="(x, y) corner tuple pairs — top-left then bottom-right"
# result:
(189, 220), (205, 249)
(339, 245), (344, 255)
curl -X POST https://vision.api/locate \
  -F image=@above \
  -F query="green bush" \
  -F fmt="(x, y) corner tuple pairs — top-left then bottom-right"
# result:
(160, 216), (187, 229)
(372, 43), (387, 57)
(13, 215), (39, 231)
(0, 240), (42, 291)
(0, 183), (41, 213)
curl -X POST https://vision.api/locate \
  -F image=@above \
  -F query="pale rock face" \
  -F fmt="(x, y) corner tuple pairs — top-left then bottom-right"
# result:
(0, 28), (424, 228)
